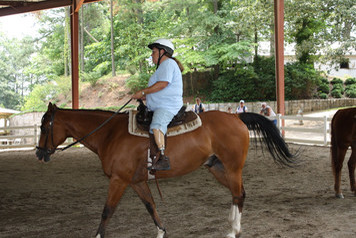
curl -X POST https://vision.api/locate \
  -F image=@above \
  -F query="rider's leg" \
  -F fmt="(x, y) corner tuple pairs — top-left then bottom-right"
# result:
(149, 108), (174, 171)
(152, 129), (170, 171)
(153, 129), (165, 155)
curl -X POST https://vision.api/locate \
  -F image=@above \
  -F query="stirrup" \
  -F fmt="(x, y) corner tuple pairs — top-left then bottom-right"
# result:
(148, 155), (170, 171)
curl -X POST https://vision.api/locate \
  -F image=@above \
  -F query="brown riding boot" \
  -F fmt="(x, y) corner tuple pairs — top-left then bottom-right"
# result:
(152, 153), (170, 171)
(148, 129), (170, 171)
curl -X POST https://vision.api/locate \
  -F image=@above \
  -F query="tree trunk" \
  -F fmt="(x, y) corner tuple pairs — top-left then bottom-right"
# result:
(254, 25), (258, 58)
(80, 6), (84, 73)
(269, 20), (275, 57)
(110, 0), (116, 76)
(64, 7), (70, 77)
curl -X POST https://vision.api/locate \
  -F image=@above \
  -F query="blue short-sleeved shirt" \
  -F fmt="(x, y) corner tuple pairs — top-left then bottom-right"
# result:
(146, 58), (183, 115)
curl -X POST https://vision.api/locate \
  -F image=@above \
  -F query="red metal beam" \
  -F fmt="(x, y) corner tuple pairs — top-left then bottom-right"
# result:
(274, 0), (285, 115)
(0, 0), (71, 17)
(71, 3), (79, 109)
(75, 0), (85, 12)
(0, 1), (101, 17)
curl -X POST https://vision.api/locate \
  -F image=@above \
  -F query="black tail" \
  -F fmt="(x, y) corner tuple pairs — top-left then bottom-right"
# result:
(239, 112), (298, 167)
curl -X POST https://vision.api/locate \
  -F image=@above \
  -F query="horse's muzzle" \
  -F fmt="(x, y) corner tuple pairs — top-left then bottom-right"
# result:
(35, 146), (52, 162)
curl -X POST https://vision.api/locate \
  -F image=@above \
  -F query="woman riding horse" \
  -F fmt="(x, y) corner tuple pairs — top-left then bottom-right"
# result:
(132, 39), (184, 171)
(36, 102), (298, 238)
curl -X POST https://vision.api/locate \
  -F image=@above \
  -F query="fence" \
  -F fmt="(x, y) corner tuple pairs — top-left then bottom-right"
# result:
(0, 113), (332, 151)
(0, 125), (73, 150)
(274, 114), (332, 146)
(0, 125), (39, 149)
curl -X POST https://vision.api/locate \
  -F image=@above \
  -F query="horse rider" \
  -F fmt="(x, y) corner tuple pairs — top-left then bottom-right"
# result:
(132, 38), (184, 171)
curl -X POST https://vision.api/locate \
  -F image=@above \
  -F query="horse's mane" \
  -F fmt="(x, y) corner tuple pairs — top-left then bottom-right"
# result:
(57, 107), (129, 116)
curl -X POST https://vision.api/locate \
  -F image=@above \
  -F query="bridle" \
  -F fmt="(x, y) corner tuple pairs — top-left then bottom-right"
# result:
(36, 107), (57, 156)
(36, 99), (132, 155)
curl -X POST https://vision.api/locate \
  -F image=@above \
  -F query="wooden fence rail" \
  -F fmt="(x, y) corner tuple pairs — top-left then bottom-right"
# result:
(0, 114), (333, 151)
(274, 114), (332, 146)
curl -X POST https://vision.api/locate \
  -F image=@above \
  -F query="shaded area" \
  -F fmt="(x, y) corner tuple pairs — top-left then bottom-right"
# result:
(0, 145), (355, 237)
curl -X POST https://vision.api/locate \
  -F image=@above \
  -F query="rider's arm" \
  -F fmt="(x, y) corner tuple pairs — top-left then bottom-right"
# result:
(131, 81), (169, 99)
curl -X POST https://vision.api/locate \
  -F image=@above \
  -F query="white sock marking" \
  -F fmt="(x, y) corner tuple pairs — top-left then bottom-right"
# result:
(227, 204), (242, 237)
(156, 226), (165, 238)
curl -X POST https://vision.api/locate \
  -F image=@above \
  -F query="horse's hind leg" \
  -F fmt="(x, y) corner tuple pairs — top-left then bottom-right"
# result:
(225, 169), (245, 238)
(131, 181), (166, 238)
(332, 146), (348, 198)
(205, 155), (230, 188)
(96, 177), (128, 238)
(205, 156), (245, 238)
(348, 142), (356, 196)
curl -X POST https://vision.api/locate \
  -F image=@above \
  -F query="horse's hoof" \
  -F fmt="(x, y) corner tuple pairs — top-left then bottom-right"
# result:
(226, 233), (241, 238)
(335, 193), (344, 199)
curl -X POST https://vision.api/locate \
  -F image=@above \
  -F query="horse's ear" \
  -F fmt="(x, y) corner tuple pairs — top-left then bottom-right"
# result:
(47, 102), (53, 111)
(47, 102), (58, 112)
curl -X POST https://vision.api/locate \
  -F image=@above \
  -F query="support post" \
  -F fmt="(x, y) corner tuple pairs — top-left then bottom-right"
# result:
(70, 3), (80, 109)
(274, 0), (285, 134)
(323, 116), (328, 146)
(34, 124), (38, 146)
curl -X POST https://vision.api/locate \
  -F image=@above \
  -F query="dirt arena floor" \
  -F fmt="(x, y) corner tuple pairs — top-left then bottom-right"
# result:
(0, 144), (354, 238)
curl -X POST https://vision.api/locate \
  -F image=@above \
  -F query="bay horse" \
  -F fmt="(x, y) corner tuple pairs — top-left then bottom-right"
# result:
(330, 107), (356, 198)
(36, 102), (297, 238)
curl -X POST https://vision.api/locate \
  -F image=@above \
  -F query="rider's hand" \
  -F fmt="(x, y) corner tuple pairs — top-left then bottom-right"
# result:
(131, 91), (145, 100)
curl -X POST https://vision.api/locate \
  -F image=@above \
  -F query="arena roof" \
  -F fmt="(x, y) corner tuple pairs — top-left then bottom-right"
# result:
(0, 108), (20, 118)
(0, 0), (286, 114)
(0, 0), (101, 17)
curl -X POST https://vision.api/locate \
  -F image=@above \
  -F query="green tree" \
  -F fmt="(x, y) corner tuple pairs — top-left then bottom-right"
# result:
(0, 33), (36, 109)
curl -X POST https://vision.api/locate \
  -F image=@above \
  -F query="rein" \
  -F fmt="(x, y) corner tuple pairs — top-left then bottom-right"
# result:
(58, 99), (132, 152)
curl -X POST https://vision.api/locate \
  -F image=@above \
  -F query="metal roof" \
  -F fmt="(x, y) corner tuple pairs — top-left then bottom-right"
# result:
(0, 0), (100, 17)
(0, 108), (20, 118)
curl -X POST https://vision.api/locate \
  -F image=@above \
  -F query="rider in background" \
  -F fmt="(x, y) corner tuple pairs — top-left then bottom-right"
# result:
(132, 39), (184, 171)
(194, 97), (205, 113)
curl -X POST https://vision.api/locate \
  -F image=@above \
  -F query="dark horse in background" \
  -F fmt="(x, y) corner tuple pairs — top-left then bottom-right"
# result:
(331, 107), (356, 198)
(36, 103), (297, 238)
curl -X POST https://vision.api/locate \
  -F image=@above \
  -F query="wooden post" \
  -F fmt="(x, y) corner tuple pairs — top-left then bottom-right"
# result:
(274, 0), (285, 135)
(323, 116), (328, 146)
(34, 124), (38, 146)
(70, 3), (79, 109)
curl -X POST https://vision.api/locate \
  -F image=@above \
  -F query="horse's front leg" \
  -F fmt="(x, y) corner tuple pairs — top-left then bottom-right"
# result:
(95, 176), (128, 238)
(333, 147), (348, 198)
(131, 181), (167, 238)
(348, 142), (356, 196)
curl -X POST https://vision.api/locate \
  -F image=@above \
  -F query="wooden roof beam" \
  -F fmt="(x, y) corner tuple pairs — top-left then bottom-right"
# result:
(75, 0), (85, 12)
(0, 0), (101, 17)
(0, 0), (71, 17)
(0, 1), (31, 7)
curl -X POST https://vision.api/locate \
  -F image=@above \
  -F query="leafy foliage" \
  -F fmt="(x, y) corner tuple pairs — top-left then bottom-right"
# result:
(318, 84), (330, 94)
(125, 72), (151, 93)
(21, 84), (58, 111)
(1, 1), (356, 110)
(208, 56), (325, 102)
(319, 93), (328, 99)
(345, 77), (356, 85)
(345, 84), (356, 98)
(331, 78), (343, 85)
(284, 62), (323, 100)
(331, 89), (342, 98)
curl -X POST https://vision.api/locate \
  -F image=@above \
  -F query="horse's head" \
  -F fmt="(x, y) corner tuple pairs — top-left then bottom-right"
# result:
(36, 102), (64, 162)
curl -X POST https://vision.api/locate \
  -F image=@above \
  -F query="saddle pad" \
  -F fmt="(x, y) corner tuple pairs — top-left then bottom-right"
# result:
(128, 110), (202, 138)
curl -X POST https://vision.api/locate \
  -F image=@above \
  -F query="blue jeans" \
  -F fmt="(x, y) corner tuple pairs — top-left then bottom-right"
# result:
(150, 108), (175, 135)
